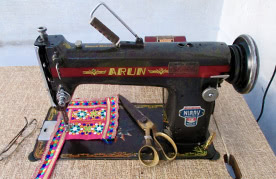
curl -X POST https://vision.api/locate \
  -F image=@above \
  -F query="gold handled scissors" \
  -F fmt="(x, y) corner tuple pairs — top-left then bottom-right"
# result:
(119, 95), (177, 167)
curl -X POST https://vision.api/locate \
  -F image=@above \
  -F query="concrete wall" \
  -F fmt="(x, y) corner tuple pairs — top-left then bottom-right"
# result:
(0, 0), (224, 66)
(217, 0), (276, 153)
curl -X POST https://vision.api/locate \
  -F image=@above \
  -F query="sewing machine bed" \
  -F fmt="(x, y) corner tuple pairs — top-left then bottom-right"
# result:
(29, 104), (218, 161)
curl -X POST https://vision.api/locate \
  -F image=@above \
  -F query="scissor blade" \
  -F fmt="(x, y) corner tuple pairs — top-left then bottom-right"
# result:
(119, 95), (148, 123)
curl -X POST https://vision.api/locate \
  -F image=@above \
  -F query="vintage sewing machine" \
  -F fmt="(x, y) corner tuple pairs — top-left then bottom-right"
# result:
(30, 4), (259, 161)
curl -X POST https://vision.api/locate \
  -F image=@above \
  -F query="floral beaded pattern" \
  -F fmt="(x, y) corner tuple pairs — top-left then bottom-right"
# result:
(71, 108), (106, 121)
(69, 122), (105, 135)
(66, 96), (119, 140)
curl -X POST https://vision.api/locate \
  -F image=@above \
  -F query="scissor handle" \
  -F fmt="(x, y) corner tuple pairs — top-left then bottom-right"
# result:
(153, 132), (178, 161)
(138, 144), (160, 167)
(138, 132), (178, 167)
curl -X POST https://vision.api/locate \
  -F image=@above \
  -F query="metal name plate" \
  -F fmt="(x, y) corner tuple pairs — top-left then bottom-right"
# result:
(38, 121), (58, 141)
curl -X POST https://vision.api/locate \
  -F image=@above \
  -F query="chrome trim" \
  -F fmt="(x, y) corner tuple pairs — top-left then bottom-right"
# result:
(234, 34), (259, 93)
(210, 75), (230, 80)
(202, 87), (219, 102)
(56, 87), (71, 107)
(55, 63), (61, 80)
(37, 26), (48, 42)
(35, 46), (56, 106)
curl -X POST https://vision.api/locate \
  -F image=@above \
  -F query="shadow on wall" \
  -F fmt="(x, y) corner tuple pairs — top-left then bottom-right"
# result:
(0, 0), (225, 66)
(244, 75), (276, 155)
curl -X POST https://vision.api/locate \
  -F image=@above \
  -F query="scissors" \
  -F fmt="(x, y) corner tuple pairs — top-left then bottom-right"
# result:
(119, 95), (178, 167)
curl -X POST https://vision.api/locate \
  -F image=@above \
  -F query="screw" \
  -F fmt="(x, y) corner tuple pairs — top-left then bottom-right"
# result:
(75, 40), (82, 49)
(37, 26), (48, 42)
(208, 93), (214, 97)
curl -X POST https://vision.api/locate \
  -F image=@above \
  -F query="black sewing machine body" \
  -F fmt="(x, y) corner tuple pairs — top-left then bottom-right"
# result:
(32, 27), (258, 160)
(35, 35), (230, 143)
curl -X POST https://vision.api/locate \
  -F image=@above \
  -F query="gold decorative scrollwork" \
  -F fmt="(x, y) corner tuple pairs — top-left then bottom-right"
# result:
(60, 152), (136, 158)
(148, 68), (169, 75)
(177, 146), (208, 157)
(83, 69), (106, 76)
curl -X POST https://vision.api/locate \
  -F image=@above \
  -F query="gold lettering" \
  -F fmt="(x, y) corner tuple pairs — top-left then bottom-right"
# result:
(137, 68), (146, 75)
(118, 68), (126, 75)
(108, 68), (117, 75)
(108, 67), (146, 76)
(127, 68), (136, 75)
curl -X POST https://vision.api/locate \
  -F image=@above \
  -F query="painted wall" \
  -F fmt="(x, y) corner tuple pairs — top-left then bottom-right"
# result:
(0, 0), (223, 66)
(217, 0), (276, 154)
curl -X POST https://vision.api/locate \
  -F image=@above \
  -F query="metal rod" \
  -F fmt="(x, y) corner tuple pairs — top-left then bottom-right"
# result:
(212, 115), (230, 161)
(90, 2), (139, 39)
(61, 110), (69, 125)
(55, 63), (61, 80)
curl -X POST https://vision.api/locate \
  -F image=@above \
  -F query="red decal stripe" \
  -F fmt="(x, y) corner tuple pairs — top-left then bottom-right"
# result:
(50, 66), (230, 78)
(145, 37), (157, 42)
(174, 36), (186, 42)
(145, 36), (186, 42)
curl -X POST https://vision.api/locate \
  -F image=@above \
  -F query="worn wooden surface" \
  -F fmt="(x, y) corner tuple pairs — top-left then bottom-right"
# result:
(0, 66), (275, 179)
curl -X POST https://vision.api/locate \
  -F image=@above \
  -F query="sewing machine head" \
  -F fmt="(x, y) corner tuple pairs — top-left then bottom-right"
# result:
(34, 4), (259, 152)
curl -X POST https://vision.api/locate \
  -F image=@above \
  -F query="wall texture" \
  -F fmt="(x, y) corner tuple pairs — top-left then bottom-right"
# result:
(0, 0), (224, 66)
(217, 0), (276, 153)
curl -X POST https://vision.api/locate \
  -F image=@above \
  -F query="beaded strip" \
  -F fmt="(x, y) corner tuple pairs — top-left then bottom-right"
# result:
(32, 114), (66, 179)
(106, 96), (119, 139)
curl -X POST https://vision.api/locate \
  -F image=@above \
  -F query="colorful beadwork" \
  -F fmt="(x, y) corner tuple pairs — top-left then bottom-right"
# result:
(68, 122), (105, 135)
(32, 116), (66, 179)
(106, 96), (118, 139)
(66, 96), (119, 140)
(70, 108), (106, 121)
(68, 100), (107, 106)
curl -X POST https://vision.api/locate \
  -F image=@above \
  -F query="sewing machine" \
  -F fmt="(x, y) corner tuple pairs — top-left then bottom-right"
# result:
(30, 4), (259, 161)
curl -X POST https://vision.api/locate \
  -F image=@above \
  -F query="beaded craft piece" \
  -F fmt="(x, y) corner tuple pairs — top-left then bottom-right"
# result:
(66, 96), (119, 140)
(32, 114), (66, 179)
